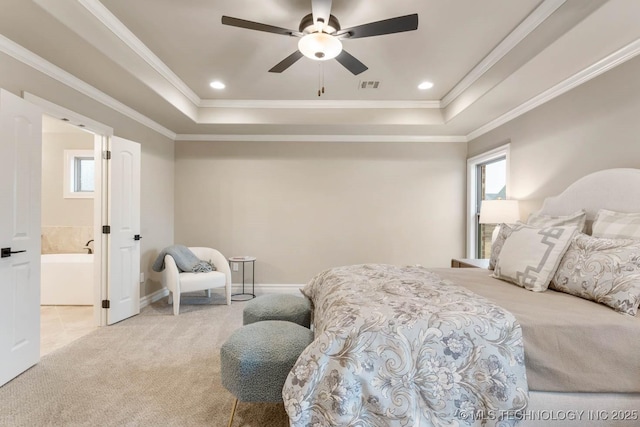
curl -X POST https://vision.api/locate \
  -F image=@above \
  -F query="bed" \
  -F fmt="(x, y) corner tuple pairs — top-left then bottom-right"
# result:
(283, 168), (640, 426)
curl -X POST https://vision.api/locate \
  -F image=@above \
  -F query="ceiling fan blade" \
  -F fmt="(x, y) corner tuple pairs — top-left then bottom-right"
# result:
(336, 14), (418, 39)
(269, 51), (305, 73)
(221, 16), (300, 37)
(335, 50), (368, 75)
(311, 0), (332, 27)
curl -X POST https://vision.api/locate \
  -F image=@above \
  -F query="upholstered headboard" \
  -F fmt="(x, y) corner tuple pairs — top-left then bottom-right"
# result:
(535, 168), (640, 232)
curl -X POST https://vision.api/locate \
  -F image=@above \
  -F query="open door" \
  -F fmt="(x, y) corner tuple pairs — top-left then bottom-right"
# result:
(105, 136), (141, 325)
(0, 89), (42, 386)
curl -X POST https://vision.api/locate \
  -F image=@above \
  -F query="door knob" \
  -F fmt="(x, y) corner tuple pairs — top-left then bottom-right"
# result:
(1, 247), (26, 258)
(134, 235), (142, 241)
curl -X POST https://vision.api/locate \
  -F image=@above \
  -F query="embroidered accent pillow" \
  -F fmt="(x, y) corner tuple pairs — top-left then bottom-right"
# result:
(551, 233), (640, 316)
(526, 209), (587, 233)
(493, 224), (578, 292)
(591, 209), (640, 240)
(489, 223), (513, 270)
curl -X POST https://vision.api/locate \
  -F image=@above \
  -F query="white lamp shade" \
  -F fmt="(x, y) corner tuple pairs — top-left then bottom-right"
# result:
(298, 33), (342, 61)
(479, 200), (520, 224)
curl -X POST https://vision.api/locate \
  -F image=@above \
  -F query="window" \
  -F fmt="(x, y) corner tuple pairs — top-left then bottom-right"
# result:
(466, 144), (510, 258)
(64, 150), (95, 198)
(476, 158), (506, 258)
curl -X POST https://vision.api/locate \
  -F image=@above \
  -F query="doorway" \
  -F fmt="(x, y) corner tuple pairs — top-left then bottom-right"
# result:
(34, 98), (144, 328)
(40, 114), (99, 355)
(32, 99), (143, 327)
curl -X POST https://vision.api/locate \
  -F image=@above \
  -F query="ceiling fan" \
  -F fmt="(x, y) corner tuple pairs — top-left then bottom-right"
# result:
(221, 0), (418, 75)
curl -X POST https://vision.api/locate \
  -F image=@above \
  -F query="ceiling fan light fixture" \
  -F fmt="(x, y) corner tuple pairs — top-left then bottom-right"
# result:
(298, 32), (342, 61)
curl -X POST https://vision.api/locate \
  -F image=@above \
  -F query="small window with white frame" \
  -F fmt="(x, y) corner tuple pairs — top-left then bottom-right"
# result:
(466, 144), (510, 259)
(64, 149), (95, 198)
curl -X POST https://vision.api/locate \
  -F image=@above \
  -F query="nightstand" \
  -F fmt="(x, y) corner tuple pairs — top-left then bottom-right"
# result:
(451, 258), (490, 269)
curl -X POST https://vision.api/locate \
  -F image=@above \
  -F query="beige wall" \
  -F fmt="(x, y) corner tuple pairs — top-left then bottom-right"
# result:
(175, 141), (467, 284)
(41, 131), (94, 227)
(468, 55), (640, 221)
(1, 52), (175, 298)
(139, 134), (175, 296)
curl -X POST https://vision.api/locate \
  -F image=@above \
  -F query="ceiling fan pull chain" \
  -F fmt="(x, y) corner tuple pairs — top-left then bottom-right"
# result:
(316, 61), (327, 97)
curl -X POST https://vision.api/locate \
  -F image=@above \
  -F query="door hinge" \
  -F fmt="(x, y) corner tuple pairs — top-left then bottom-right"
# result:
(102, 299), (110, 309)
(102, 225), (111, 234)
(103, 150), (111, 160)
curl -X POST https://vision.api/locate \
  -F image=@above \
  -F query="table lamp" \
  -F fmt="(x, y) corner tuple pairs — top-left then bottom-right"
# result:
(479, 199), (520, 242)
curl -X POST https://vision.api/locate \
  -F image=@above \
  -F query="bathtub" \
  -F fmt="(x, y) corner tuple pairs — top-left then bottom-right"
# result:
(41, 254), (94, 305)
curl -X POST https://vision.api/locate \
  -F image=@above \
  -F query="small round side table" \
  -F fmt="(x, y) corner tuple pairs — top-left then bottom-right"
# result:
(228, 256), (256, 301)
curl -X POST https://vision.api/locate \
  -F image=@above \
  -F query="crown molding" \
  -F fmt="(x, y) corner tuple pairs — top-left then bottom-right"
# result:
(6, 24), (639, 145)
(78, 0), (201, 107)
(0, 34), (176, 140)
(466, 37), (640, 142)
(5, 11), (637, 146)
(175, 134), (467, 143)
(198, 99), (441, 109)
(64, 0), (569, 123)
(441, 0), (566, 108)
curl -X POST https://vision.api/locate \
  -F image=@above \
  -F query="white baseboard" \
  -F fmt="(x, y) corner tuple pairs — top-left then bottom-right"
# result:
(233, 283), (304, 296)
(139, 287), (169, 309)
(139, 284), (303, 307)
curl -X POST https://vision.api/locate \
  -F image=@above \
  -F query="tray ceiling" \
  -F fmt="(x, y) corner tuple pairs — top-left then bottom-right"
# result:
(1, 0), (639, 141)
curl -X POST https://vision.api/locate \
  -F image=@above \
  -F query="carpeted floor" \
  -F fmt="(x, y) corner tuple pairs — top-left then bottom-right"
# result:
(0, 294), (290, 427)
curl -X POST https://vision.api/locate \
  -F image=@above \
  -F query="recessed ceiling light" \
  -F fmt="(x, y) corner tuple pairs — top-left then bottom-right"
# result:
(418, 81), (434, 90)
(210, 81), (226, 90)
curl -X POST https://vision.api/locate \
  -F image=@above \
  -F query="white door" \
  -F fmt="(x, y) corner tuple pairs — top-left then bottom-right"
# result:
(106, 136), (141, 325)
(0, 89), (42, 386)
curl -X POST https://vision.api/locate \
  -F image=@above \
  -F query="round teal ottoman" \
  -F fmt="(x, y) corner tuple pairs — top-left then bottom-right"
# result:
(243, 294), (312, 328)
(220, 320), (313, 404)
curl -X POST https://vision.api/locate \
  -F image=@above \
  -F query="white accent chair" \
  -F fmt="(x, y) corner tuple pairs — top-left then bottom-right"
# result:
(162, 247), (232, 315)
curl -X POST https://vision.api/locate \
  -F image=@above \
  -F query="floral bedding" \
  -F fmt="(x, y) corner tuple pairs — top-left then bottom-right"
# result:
(283, 264), (528, 426)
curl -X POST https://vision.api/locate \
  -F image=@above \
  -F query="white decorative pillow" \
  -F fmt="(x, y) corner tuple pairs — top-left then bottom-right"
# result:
(551, 233), (640, 316)
(489, 223), (513, 270)
(591, 209), (640, 240)
(493, 224), (578, 292)
(527, 209), (587, 232)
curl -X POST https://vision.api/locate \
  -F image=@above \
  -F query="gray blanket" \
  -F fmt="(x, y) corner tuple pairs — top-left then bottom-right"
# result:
(152, 245), (215, 273)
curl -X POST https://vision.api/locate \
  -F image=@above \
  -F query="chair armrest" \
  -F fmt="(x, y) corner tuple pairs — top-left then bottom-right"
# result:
(162, 254), (180, 293)
(208, 249), (232, 286)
